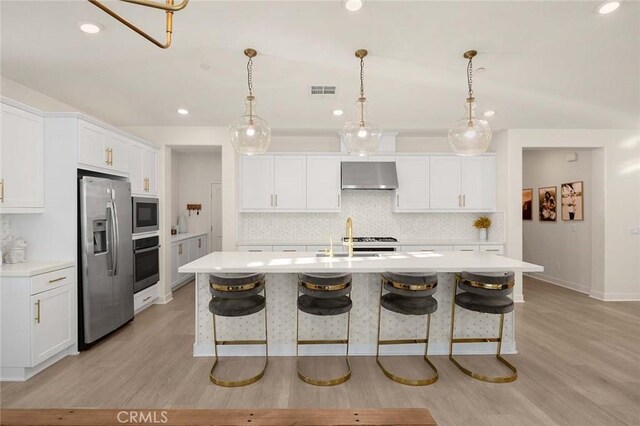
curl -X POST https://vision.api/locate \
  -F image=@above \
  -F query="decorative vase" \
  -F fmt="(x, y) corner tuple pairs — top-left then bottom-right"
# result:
(478, 228), (488, 241)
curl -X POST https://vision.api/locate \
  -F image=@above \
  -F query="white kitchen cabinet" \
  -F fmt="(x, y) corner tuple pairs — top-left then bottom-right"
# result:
(240, 155), (306, 211)
(480, 245), (504, 255)
(240, 155), (274, 210)
(128, 143), (158, 196)
(30, 285), (73, 366)
(274, 156), (306, 209)
(429, 155), (495, 211)
(273, 245), (307, 252)
(454, 245), (480, 252)
(0, 103), (45, 212)
(134, 283), (159, 314)
(306, 156), (341, 211)
(401, 245), (454, 252)
(237, 245), (273, 252)
(395, 156), (429, 211)
(171, 234), (208, 290)
(429, 156), (463, 210)
(1, 265), (76, 381)
(78, 120), (128, 174)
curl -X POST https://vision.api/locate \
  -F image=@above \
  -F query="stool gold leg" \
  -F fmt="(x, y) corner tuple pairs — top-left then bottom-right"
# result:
(296, 289), (352, 386)
(209, 287), (269, 387)
(376, 282), (438, 386)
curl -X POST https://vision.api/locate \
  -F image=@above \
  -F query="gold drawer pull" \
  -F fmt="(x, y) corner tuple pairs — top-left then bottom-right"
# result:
(49, 277), (66, 283)
(35, 300), (41, 324)
(0, 179), (4, 203)
(142, 296), (152, 302)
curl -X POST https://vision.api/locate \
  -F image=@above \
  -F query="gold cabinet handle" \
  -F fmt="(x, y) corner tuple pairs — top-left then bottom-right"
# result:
(142, 296), (152, 302)
(105, 148), (110, 165)
(178, 243), (182, 255)
(0, 179), (4, 203)
(198, 238), (201, 248)
(463, 194), (466, 207)
(49, 277), (66, 283)
(35, 300), (41, 324)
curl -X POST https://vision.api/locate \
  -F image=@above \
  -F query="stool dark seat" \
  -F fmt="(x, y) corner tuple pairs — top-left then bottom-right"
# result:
(449, 271), (517, 384)
(377, 272), (439, 386)
(296, 272), (353, 386)
(208, 272), (268, 387)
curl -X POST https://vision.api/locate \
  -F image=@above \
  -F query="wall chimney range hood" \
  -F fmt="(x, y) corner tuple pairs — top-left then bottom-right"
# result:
(341, 161), (398, 190)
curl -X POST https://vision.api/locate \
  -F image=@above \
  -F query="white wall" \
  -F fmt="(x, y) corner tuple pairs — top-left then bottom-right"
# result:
(506, 129), (640, 301)
(170, 153), (180, 229)
(173, 152), (222, 252)
(1, 77), (78, 112)
(522, 149), (593, 293)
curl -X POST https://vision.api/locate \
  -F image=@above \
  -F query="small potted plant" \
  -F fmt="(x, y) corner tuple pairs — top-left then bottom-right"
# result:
(473, 216), (491, 241)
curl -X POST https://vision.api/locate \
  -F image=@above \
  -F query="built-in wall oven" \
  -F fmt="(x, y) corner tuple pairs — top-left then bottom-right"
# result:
(132, 197), (159, 234)
(133, 235), (160, 293)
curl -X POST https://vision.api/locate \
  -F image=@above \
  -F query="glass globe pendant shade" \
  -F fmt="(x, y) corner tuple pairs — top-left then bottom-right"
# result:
(448, 100), (492, 156)
(229, 96), (271, 155)
(342, 98), (381, 156)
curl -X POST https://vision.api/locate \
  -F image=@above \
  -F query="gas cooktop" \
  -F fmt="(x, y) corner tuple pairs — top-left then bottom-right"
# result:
(342, 237), (398, 243)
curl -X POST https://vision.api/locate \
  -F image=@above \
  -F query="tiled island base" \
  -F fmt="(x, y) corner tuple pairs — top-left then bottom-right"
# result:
(193, 273), (514, 357)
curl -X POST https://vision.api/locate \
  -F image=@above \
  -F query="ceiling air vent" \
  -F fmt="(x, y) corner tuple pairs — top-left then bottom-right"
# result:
(310, 85), (337, 95)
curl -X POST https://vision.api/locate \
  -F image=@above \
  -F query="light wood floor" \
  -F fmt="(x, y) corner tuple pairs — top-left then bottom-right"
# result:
(2, 278), (639, 426)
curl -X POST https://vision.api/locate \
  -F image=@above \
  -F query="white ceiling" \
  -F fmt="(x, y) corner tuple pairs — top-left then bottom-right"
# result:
(1, 1), (638, 131)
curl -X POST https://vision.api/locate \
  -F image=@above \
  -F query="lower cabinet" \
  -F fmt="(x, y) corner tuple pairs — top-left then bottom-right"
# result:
(134, 283), (159, 314)
(171, 234), (208, 290)
(1, 266), (75, 381)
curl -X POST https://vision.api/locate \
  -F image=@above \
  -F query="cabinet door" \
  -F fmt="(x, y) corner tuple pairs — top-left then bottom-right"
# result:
(127, 143), (145, 195)
(306, 156), (341, 211)
(454, 245), (480, 252)
(106, 133), (128, 172)
(461, 156), (495, 210)
(274, 156), (306, 209)
(395, 156), (429, 211)
(176, 241), (189, 280)
(31, 285), (73, 366)
(144, 149), (159, 196)
(0, 104), (44, 209)
(429, 156), (462, 209)
(240, 155), (274, 210)
(187, 238), (199, 262)
(78, 120), (108, 168)
(171, 243), (179, 285)
(197, 236), (207, 258)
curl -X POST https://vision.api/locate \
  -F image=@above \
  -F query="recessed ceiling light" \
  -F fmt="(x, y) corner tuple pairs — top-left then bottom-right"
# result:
(177, 108), (189, 115)
(483, 110), (496, 117)
(78, 21), (102, 34)
(343, 0), (363, 12)
(596, 1), (621, 14)
(333, 109), (344, 116)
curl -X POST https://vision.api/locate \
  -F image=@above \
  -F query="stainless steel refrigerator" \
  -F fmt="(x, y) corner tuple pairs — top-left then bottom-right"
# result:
(78, 176), (134, 349)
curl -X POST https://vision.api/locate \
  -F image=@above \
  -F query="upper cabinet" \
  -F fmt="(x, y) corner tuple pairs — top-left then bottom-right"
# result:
(430, 155), (495, 211)
(0, 103), (45, 213)
(78, 120), (128, 174)
(395, 156), (429, 211)
(239, 155), (306, 211)
(128, 143), (158, 196)
(306, 156), (341, 211)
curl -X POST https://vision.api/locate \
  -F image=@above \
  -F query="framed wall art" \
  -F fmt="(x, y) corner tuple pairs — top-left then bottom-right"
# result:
(538, 186), (557, 222)
(561, 181), (584, 221)
(522, 188), (533, 220)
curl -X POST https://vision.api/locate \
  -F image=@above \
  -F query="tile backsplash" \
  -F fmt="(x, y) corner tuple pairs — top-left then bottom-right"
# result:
(239, 191), (504, 242)
(0, 215), (15, 252)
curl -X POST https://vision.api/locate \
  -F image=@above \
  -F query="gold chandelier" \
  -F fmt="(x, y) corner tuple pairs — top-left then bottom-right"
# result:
(88, 0), (189, 49)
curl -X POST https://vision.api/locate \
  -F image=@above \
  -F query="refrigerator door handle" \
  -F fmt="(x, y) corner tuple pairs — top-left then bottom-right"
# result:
(106, 203), (115, 276)
(111, 196), (120, 276)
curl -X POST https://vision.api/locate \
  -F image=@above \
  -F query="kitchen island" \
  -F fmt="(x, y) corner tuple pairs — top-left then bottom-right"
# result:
(180, 251), (543, 357)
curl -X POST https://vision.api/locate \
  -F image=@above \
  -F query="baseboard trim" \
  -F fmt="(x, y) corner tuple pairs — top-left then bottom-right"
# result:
(1, 346), (75, 382)
(193, 342), (516, 357)
(525, 273), (590, 295)
(589, 290), (640, 302)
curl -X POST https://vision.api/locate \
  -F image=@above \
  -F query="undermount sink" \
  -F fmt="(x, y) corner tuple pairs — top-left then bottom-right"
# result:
(315, 252), (382, 258)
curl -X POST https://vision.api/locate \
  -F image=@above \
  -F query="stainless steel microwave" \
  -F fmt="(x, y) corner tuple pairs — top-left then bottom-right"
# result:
(132, 197), (159, 234)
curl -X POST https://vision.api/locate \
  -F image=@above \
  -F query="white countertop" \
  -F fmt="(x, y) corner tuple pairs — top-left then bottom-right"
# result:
(180, 251), (542, 274)
(236, 239), (504, 247)
(171, 232), (207, 243)
(0, 261), (75, 277)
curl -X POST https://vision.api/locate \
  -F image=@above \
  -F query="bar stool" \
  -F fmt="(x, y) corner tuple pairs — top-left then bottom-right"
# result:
(449, 271), (517, 383)
(376, 272), (439, 386)
(209, 273), (268, 387)
(296, 272), (353, 386)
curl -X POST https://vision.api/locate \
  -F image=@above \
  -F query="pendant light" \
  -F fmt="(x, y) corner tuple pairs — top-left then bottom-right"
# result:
(447, 50), (492, 156)
(343, 49), (381, 156)
(229, 48), (271, 155)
